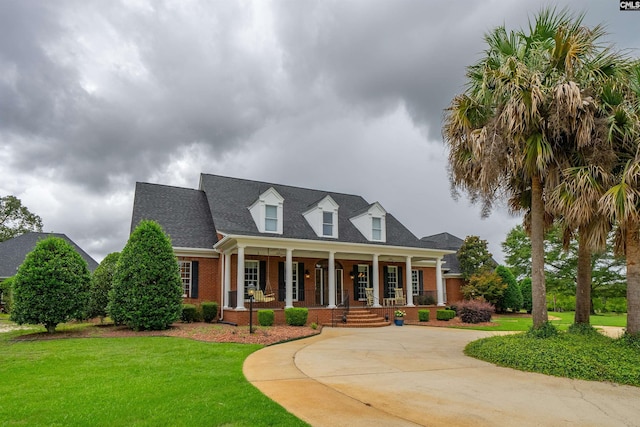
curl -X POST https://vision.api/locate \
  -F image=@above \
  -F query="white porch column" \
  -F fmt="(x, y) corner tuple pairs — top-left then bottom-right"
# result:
(406, 256), (415, 307)
(285, 248), (293, 308)
(372, 253), (381, 307)
(223, 252), (231, 308)
(436, 257), (445, 306)
(236, 245), (246, 310)
(328, 251), (336, 308)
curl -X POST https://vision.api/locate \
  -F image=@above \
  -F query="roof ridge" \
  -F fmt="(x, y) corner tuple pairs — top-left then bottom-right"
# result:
(199, 173), (368, 201)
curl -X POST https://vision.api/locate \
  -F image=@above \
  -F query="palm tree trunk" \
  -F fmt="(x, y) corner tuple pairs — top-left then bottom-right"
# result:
(574, 230), (592, 325)
(531, 174), (548, 329)
(626, 223), (640, 335)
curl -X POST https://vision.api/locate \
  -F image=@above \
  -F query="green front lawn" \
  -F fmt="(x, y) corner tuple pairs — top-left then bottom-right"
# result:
(0, 333), (307, 426)
(459, 311), (627, 332)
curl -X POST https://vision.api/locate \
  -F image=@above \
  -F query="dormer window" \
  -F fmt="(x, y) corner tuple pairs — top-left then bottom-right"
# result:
(303, 195), (339, 238)
(322, 211), (334, 236)
(265, 205), (278, 232)
(248, 187), (284, 234)
(349, 202), (387, 242)
(372, 217), (382, 241)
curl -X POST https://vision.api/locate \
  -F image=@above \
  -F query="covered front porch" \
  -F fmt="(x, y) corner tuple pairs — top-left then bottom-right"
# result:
(214, 234), (454, 323)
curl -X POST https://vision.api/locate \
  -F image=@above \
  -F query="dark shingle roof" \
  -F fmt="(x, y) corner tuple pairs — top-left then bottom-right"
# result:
(198, 174), (424, 248)
(131, 182), (218, 249)
(0, 232), (99, 278)
(420, 232), (465, 274)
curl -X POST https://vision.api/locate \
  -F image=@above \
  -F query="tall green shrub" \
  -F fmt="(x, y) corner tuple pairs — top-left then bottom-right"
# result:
(88, 252), (120, 323)
(10, 237), (91, 333)
(495, 265), (523, 313)
(520, 278), (533, 313)
(109, 220), (182, 331)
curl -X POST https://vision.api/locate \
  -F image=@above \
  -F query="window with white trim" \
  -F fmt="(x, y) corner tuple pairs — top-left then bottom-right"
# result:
(244, 260), (259, 298)
(292, 263), (299, 301)
(322, 211), (333, 237)
(357, 264), (369, 300)
(265, 205), (278, 232)
(180, 261), (191, 297)
(387, 266), (398, 297)
(412, 270), (420, 296)
(372, 217), (382, 241)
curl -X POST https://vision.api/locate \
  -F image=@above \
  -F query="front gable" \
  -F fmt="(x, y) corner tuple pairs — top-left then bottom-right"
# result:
(302, 195), (339, 239)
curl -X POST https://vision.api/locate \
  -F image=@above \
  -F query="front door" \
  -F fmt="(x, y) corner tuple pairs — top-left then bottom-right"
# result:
(315, 262), (344, 306)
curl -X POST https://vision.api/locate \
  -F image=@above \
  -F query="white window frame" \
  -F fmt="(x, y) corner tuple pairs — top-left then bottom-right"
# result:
(265, 205), (278, 232)
(180, 261), (192, 298)
(322, 211), (333, 237)
(372, 217), (382, 241)
(387, 266), (398, 296)
(244, 260), (259, 299)
(357, 264), (369, 300)
(292, 263), (299, 301)
(412, 270), (420, 296)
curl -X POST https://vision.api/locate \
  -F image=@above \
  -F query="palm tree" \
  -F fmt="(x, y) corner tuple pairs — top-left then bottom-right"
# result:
(443, 7), (621, 329)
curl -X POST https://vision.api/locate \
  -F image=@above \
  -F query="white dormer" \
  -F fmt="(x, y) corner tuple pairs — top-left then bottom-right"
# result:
(349, 202), (387, 242)
(303, 195), (339, 238)
(248, 187), (284, 234)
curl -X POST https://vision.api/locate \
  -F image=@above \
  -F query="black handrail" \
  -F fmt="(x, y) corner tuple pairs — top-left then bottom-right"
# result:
(332, 291), (350, 327)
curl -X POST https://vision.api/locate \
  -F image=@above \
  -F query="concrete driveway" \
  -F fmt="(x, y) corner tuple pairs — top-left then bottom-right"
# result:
(244, 326), (640, 427)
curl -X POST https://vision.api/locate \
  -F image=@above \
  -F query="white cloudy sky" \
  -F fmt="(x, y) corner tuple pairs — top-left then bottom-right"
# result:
(2, 0), (639, 263)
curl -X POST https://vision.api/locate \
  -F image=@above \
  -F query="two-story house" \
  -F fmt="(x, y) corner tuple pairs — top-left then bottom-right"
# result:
(131, 174), (465, 325)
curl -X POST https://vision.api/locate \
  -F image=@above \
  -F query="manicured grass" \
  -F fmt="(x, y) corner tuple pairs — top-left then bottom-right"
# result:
(459, 311), (627, 331)
(0, 334), (307, 426)
(465, 331), (640, 387)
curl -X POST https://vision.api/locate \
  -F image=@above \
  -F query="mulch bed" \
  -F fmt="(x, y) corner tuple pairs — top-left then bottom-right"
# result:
(6, 313), (514, 345)
(10, 322), (322, 346)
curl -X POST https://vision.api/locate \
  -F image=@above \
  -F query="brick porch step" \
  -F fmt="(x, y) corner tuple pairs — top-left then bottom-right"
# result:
(324, 308), (391, 328)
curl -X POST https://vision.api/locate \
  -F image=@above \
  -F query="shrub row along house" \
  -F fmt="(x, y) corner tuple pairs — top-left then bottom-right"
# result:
(131, 174), (466, 325)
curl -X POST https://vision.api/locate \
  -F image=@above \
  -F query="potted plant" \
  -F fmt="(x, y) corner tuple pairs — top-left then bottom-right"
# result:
(394, 309), (406, 326)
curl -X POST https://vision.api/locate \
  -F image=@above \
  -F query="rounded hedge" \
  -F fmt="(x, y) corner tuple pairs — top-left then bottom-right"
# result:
(88, 252), (120, 322)
(11, 236), (91, 333)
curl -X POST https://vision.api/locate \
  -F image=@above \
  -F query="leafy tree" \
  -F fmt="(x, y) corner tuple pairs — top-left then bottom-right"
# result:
(443, 8), (623, 329)
(0, 195), (43, 242)
(520, 278), (533, 313)
(457, 235), (496, 281)
(109, 220), (182, 331)
(502, 224), (626, 312)
(461, 270), (505, 306)
(10, 237), (91, 333)
(89, 252), (120, 323)
(495, 266), (523, 313)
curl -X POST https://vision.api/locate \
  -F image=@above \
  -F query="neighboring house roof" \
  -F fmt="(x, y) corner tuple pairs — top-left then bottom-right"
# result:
(197, 174), (425, 248)
(420, 232), (465, 275)
(0, 232), (99, 279)
(130, 182), (218, 249)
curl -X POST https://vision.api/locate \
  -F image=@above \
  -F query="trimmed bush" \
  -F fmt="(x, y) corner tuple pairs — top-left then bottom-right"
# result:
(11, 237), (91, 333)
(285, 307), (308, 326)
(257, 310), (274, 326)
(418, 309), (430, 322)
(109, 220), (182, 331)
(436, 309), (456, 321)
(201, 302), (218, 323)
(88, 252), (120, 323)
(457, 300), (494, 323)
(520, 278), (533, 313)
(181, 304), (197, 323)
(495, 265), (522, 313)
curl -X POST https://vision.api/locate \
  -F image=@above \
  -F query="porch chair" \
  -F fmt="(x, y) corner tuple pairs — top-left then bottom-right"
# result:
(253, 289), (275, 303)
(365, 287), (374, 307)
(394, 288), (406, 305)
